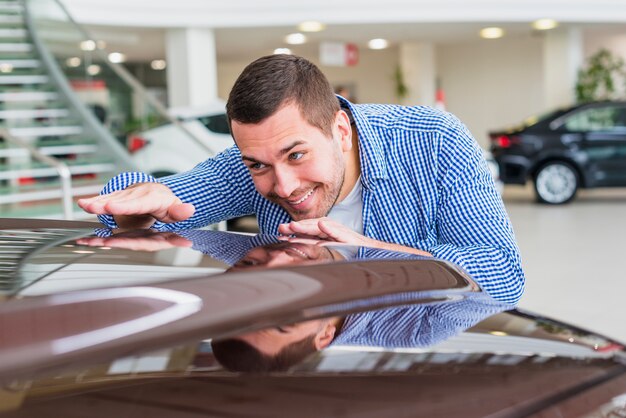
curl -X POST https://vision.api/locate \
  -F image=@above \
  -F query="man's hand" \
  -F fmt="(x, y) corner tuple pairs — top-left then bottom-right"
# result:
(278, 217), (374, 246)
(77, 182), (195, 229)
(278, 217), (432, 257)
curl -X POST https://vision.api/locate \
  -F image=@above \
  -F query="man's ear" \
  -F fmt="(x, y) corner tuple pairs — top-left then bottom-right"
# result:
(313, 322), (337, 350)
(334, 110), (352, 152)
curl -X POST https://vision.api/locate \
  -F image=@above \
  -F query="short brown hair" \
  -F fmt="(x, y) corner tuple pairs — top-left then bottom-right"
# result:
(211, 334), (317, 373)
(226, 54), (340, 137)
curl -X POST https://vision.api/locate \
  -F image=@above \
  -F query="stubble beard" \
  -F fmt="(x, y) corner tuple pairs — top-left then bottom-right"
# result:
(272, 158), (345, 221)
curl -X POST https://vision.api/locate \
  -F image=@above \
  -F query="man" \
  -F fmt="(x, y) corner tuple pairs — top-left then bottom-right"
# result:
(78, 54), (524, 304)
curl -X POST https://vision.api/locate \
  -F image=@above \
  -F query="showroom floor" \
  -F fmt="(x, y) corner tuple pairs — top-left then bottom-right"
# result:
(503, 185), (626, 345)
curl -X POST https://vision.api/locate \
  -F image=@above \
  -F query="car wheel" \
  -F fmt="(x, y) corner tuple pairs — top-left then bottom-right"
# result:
(533, 161), (579, 204)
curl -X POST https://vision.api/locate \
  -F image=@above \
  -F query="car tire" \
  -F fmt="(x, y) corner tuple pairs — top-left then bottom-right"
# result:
(533, 161), (579, 204)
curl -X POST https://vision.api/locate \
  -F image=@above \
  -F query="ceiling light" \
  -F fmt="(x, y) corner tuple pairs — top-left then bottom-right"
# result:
(80, 40), (96, 51)
(108, 52), (126, 63)
(298, 21), (326, 32)
(489, 331), (508, 337)
(273, 48), (292, 55)
(368, 38), (389, 50)
(151, 59), (167, 70)
(0, 63), (13, 73)
(480, 27), (504, 39)
(285, 33), (307, 45)
(532, 19), (558, 30)
(66, 57), (81, 67)
(86, 64), (101, 75)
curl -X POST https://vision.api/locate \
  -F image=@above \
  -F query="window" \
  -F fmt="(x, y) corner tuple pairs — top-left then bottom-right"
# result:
(197, 114), (230, 135)
(562, 106), (626, 132)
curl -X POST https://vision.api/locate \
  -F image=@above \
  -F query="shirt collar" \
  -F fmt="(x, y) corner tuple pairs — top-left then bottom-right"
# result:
(337, 95), (389, 187)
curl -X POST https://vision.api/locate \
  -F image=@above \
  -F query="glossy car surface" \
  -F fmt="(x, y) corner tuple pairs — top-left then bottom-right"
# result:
(0, 219), (625, 418)
(129, 101), (233, 177)
(490, 101), (626, 204)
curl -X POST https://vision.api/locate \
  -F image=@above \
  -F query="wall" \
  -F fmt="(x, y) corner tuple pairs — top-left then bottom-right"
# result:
(437, 35), (545, 147)
(584, 31), (626, 59)
(217, 40), (544, 148)
(216, 48), (399, 105)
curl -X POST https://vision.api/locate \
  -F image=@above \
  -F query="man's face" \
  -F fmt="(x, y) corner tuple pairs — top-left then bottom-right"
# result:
(236, 319), (338, 356)
(231, 103), (353, 221)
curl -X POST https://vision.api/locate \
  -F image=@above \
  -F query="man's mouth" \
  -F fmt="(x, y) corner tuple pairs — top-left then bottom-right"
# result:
(288, 187), (315, 206)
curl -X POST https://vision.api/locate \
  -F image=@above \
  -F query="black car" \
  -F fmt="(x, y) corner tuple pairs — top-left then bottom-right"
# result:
(490, 101), (626, 204)
(1, 219), (625, 418)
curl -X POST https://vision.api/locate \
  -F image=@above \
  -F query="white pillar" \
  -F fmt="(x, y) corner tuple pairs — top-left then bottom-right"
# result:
(543, 27), (583, 109)
(165, 28), (218, 108)
(399, 42), (436, 107)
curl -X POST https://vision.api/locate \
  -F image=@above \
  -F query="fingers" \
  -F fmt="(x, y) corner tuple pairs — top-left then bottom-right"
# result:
(278, 218), (330, 239)
(77, 183), (195, 225)
(76, 232), (192, 252)
(167, 203), (195, 223)
(317, 218), (345, 241)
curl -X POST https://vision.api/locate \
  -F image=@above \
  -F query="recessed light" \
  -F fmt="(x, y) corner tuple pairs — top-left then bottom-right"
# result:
(151, 59), (167, 70)
(0, 63), (13, 73)
(489, 331), (508, 337)
(66, 57), (81, 67)
(480, 27), (504, 39)
(80, 40), (96, 51)
(298, 21), (326, 32)
(86, 64), (101, 75)
(285, 33), (307, 45)
(108, 52), (126, 63)
(532, 19), (558, 30)
(368, 38), (389, 50)
(273, 48), (292, 55)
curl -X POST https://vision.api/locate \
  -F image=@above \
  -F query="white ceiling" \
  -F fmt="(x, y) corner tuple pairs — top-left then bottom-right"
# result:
(85, 22), (626, 63)
(61, 0), (626, 62)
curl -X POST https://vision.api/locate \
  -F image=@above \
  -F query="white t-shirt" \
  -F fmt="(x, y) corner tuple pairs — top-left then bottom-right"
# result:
(327, 177), (363, 234)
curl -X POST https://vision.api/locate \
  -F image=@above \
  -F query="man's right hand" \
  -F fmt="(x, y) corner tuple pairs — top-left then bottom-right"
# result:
(77, 182), (195, 229)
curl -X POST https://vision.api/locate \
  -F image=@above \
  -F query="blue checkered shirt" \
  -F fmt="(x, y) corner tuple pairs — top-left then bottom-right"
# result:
(99, 99), (525, 304)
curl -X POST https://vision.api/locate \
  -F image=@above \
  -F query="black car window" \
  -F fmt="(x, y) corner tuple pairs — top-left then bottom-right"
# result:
(197, 114), (230, 135)
(562, 106), (626, 132)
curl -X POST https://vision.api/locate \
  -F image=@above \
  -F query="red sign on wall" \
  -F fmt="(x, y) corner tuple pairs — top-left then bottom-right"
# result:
(320, 42), (359, 67)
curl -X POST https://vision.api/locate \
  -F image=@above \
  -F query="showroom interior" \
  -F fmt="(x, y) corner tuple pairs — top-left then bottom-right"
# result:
(1, 0), (625, 349)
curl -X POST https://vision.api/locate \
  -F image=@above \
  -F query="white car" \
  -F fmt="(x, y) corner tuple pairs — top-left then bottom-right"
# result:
(128, 101), (234, 177)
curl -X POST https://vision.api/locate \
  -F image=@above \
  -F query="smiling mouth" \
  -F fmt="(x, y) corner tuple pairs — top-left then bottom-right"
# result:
(288, 188), (315, 206)
(286, 246), (310, 259)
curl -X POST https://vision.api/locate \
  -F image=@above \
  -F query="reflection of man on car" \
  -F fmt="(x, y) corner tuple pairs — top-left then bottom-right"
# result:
(78, 229), (513, 373)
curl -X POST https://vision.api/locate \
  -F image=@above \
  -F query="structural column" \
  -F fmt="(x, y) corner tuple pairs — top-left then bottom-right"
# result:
(543, 27), (583, 109)
(165, 28), (218, 107)
(399, 42), (436, 107)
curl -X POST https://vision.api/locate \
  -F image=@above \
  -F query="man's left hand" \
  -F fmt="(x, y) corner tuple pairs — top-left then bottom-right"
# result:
(277, 217), (374, 246)
(278, 218), (432, 257)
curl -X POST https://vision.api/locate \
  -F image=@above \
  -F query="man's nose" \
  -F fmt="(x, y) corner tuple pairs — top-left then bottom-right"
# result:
(273, 167), (299, 198)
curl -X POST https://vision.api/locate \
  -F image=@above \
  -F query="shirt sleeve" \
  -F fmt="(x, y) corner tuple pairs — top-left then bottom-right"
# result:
(332, 296), (510, 348)
(427, 117), (525, 305)
(97, 146), (258, 231)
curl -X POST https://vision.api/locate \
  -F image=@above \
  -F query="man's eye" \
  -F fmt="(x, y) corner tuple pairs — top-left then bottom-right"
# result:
(249, 162), (266, 170)
(289, 152), (304, 161)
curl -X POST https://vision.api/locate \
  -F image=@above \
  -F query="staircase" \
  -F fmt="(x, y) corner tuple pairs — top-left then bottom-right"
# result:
(0, 0), (136, 220)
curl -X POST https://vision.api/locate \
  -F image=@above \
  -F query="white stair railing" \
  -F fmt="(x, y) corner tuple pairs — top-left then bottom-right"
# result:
(0, 127), (73, 219)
